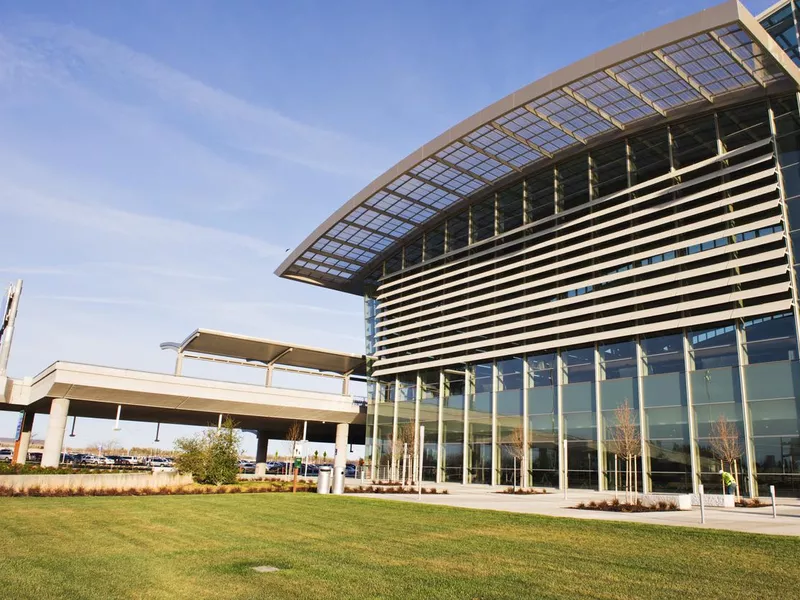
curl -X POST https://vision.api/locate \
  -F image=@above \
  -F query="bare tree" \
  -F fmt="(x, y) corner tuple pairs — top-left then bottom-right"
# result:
(285, 421), (303, 476)
(285, 421), (302, 451)
(506, 426), (527, 490)
(396, 423), (416, 485)
(709, 415), (743, 499)
(88, 439), (122, 456)
(610, 400), (641, 503)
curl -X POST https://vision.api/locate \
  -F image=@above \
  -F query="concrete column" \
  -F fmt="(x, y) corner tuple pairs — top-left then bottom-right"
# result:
(42, 397), (69, 467)
(174, 352), (184, 376)
(332, 422), (349, 494)
(255, 430), (269, 476)
(13, 411), (33, 464)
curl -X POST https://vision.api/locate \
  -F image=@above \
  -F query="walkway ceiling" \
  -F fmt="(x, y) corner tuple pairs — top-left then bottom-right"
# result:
(276, 0), (800, 295)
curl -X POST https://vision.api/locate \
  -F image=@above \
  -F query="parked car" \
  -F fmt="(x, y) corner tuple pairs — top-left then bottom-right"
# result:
(238, 460), (256, 474)
(26, 451), (43, 464)
(345, 464), (357, 478)
(0, 448), (12, 462)
(60, 453), (78, 464)
(80, 454), (113, 465)
(114, 456), (137, 466)
(147, 457), (170, 467)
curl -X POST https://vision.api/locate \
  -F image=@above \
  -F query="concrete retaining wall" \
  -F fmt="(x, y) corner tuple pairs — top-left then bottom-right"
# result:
(690, 493), (735, 507)
(0, 471), (193, 492)
(641, 493), (692, 511)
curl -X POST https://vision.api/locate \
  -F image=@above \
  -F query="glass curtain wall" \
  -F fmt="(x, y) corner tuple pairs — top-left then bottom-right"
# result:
(561, 347), (598, 489)
(442, 370), (466, 482)
(599, 340), (641, 493)
(374, 381), (395, 481)
(528, 353), (559, 486)
(419, 370), (440, 482)
(396, 375), (417, 482)
(496, 357), (524, 486)
(742, 313), (800, 496)
(468, 363), (493, 484)
(641, 333), (692, 492)
(688, 324), (748, 495)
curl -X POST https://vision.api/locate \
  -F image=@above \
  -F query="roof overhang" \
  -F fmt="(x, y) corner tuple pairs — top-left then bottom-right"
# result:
(276, 0), (800, 295)
(160, 329), (367, 377)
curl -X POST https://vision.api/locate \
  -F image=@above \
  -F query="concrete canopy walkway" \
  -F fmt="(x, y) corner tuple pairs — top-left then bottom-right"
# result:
(1, 360), (366, 467)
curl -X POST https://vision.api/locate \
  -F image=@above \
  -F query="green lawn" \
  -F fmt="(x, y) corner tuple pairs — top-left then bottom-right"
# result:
(1, 495), (798, 600)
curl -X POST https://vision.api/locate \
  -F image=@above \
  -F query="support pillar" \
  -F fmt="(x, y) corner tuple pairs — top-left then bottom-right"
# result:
(332, 422), (349, 494)
(174, 352), (184, 376)
(255, 430), (269, 476)
(42, 397), (69, 467)
(12, 411), (33, 464)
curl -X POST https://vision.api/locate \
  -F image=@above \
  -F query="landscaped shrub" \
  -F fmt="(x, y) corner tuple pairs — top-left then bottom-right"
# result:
(0, 463), (131, 475)
(736, 498), (766, 508)
(344, 485), (448, 495)
(499, 487), (548, 495)
(174, 417), (241, 485)
(574, 498), (679, 513)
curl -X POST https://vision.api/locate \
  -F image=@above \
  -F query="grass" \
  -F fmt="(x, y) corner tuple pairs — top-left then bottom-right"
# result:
(1, 495), (798, 600)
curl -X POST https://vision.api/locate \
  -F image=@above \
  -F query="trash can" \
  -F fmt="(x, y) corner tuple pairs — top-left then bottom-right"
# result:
(332, 465), (345, 495)
(317, 466), (332, 494)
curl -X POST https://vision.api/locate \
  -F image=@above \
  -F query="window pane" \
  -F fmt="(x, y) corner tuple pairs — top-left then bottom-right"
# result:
(471, 197), (495, 242)
(630, 128), (670, 185)
(526, 170), (555, 223)
(425, 224), (445, 261)
(642, 332), (684, 374)
(558, 155), (589, 211)
(447, 212), (469, 251)
(498, 183), (524, 233)
(591, 141), (628, 198)
(671, 115), (718, 169)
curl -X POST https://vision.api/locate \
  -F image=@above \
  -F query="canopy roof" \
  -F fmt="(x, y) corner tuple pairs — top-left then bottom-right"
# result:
(161, 329), (367, 377)
(276, 0), (800, 295)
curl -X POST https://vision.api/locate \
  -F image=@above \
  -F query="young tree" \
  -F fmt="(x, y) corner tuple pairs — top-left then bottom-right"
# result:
(506, 426), (527, 490)
(610, 400), (641, 503)
(313, 450), (319, 464)
(286, 421), (303, 458)
(709, 415), (744, 499)
(174, 417), (241, 485)
(396, 423), (417, 485)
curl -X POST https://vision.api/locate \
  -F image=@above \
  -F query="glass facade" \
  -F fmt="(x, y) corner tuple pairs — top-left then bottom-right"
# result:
(360, 9), (800, 497)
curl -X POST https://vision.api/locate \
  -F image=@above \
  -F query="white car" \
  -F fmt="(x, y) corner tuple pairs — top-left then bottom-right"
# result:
(80, 455), (113, 465)
(147, 457), (170, 467)
(0, 448), (13, 462)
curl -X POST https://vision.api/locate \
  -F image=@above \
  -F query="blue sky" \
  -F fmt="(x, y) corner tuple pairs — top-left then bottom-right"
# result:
(0, 0), (778, 456)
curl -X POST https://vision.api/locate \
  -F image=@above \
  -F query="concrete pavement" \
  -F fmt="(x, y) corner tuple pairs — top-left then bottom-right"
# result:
(351, 483), (800, 537)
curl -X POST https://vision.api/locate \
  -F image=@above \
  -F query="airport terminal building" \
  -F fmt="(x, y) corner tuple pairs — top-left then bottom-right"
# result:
(278, 1), (800, 496)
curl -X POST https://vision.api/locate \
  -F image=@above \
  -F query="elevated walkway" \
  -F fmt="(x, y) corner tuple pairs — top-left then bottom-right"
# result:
(1, 361), (365, 437)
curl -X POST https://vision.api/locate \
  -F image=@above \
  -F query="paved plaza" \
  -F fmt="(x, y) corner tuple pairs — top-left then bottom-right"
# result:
(356, 483), (800, 537)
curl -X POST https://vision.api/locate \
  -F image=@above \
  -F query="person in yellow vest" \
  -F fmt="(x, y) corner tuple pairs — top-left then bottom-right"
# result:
(719, 469), (736, 496)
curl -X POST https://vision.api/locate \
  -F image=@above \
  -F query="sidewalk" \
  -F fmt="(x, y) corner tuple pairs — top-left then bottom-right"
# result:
(352, 483), (800, 536)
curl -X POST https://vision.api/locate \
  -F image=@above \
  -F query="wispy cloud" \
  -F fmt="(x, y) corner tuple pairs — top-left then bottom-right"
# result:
(0, 266), (73, 275)
(0, 20), (387, 180)
(30, 295), (156, 306)
(0, 180), (285, 259)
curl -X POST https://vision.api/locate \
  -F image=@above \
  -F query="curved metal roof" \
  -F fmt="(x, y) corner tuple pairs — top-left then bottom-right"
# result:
(161, 329), (367, 376)
(276, 0), (800, 295)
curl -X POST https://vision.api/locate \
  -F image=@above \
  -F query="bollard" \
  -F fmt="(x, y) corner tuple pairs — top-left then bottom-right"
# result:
(699, 484), (706, 524)
(770, 485), (777, 519)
